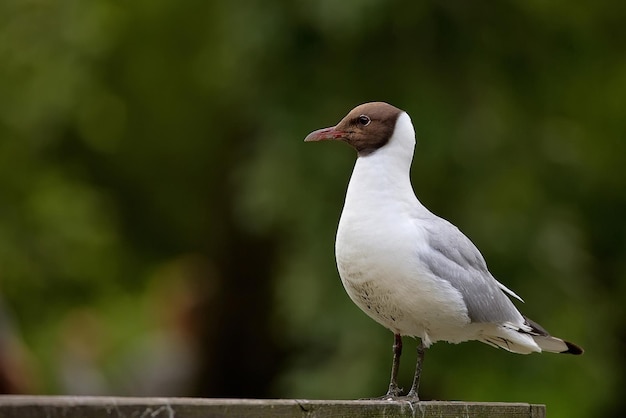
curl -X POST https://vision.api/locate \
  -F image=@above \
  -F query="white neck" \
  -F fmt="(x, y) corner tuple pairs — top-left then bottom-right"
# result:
(344, 113), (420, 208)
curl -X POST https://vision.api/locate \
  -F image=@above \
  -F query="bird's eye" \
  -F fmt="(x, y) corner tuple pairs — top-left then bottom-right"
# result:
(357, 115), (371, 126)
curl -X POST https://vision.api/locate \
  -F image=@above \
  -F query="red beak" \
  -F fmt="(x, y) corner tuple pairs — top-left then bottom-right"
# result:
(304, 126), (349, 142)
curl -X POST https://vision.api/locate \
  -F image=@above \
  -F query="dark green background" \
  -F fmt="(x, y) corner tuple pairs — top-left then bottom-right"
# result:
(1, 1), (624, 417)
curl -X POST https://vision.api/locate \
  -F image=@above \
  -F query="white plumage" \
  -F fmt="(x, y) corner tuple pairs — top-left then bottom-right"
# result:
(305, 102), (582, 399)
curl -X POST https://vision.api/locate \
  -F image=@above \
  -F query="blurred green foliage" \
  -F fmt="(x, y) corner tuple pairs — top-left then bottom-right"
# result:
(0, 0), (624, 416)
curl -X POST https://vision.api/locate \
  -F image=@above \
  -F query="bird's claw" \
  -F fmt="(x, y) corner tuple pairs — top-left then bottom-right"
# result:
(405, 389), (419, 400)
(362, 383), (404, 401)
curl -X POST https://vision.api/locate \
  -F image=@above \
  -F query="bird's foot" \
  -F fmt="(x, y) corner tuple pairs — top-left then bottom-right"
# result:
(363, 383), (404, 401)
(383, 382), (404, 399)
(405, 388), (419, 400)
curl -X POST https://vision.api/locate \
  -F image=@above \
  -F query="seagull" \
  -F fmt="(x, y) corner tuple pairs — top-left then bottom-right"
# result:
(304, 102), (583, 400)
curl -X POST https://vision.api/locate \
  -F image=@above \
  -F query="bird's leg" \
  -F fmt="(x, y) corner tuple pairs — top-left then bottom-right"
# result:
(384, 333), (403, 398)
(406, 340), (425, 399)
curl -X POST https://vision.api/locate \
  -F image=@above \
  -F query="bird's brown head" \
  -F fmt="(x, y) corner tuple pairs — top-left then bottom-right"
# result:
(304, 102), (404, 156)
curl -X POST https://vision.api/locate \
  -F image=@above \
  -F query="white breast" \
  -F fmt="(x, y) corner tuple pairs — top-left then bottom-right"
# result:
(334, 113), (471, 345)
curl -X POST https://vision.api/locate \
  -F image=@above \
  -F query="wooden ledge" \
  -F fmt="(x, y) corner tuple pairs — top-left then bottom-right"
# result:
(0, 396), (546, 417)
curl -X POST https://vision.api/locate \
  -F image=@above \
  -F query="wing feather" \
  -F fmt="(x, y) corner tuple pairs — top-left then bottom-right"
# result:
(418, 218), (523, 324)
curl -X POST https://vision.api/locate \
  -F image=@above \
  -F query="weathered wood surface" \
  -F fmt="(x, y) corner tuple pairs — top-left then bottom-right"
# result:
(0, 396), (546, 418)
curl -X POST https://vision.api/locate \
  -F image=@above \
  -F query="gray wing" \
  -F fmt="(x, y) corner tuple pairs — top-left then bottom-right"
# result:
(418, 218), (523, 324)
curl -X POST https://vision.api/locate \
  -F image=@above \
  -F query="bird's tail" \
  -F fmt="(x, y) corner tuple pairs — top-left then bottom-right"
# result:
(479, 317), (584, 355)
(524, 316), (584, 355)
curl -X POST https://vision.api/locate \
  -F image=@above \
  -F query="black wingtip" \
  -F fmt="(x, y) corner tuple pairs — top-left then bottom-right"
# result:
(523, 316), (584, 355)
(563, 341), (584, 355)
